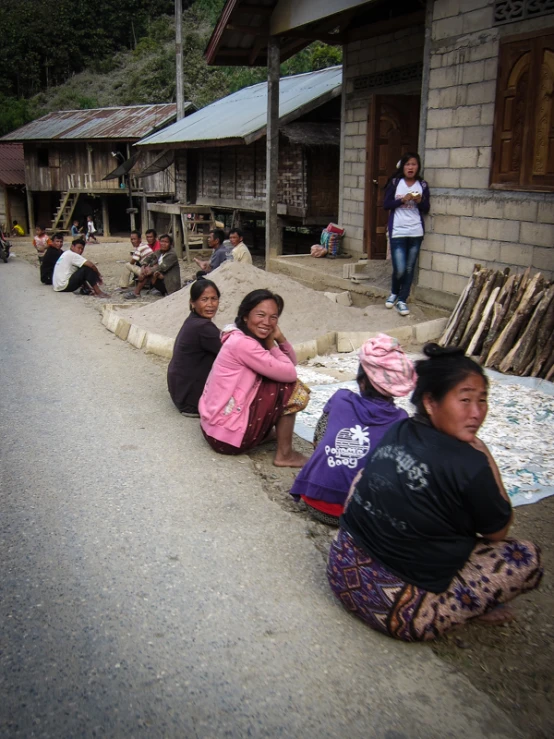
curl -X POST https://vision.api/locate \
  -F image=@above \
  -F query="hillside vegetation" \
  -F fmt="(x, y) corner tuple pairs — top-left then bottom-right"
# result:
(0, 0), (341, 136)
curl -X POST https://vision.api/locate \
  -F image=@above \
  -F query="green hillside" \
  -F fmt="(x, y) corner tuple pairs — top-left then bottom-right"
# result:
(0, 0), (341, 136)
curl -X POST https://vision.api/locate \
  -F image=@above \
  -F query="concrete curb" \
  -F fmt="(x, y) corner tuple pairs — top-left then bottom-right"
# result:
(101, 305), (448, 362)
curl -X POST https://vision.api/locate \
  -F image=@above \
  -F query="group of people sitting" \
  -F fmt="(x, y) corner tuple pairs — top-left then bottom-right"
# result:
(117, 229), (180, 300)
(37, 230), (109, 297)
(166, 278), (543, 642)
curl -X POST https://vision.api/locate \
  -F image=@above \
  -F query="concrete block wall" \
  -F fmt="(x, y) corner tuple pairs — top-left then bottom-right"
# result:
(339, 26), (425, 257)
(419, 0), (554, 300)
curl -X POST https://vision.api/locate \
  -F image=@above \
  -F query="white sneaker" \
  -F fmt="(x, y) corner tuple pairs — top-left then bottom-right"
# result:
(396, 301), (410, 316)
(385, 293), (397, 309)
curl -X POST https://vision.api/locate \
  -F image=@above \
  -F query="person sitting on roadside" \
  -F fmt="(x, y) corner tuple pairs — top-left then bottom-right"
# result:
(229, 227), (252, 264)
(53, 238), (109, 297)
(327, 343), (543, 642)
(145, 228), (161, 252)
(40, 232), (65, 285)
(193, 229), (229, 278)
(117, 230), (154, 290)
(11, 220), (24, 236)
(167, 279), (222, 417)
(290, 334), (414, 526)
(126, 234), (180, 299)
(199, 289), (309, 468)
(33, 225), (51, 265)
(70, 220), (81, 237)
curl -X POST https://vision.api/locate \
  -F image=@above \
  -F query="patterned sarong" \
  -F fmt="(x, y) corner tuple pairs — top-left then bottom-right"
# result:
(327, 529), (543, 642)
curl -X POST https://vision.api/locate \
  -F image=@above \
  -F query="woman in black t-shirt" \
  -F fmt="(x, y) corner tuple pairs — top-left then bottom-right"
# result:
(327, 344), (543, 642)
(167, 279), (222, 417)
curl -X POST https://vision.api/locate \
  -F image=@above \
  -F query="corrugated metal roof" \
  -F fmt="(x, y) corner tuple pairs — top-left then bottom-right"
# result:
(1, 104), (191, 142)
(0, 143), (25, 185)
(137, 67), (342, 148)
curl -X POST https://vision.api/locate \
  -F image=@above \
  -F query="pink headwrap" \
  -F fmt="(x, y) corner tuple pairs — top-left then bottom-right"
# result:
(358, 333), (415, 397)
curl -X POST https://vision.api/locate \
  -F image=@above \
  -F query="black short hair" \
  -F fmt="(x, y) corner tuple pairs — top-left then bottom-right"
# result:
(37, 224), (46, 231)
(130, 230), (141, 238)
(229, 227), (243, 238)
(12, 220), (17, 225)
(72, 238), (85, 247)
(159, 233), (173, 246)
(190, 279), (220, 309)
(53, 232), (64, 241)
(145, 228), (157, 237)
(235, 289), (284, 345)
(210, 228), (226, 245)
(411, 343), (488, 416)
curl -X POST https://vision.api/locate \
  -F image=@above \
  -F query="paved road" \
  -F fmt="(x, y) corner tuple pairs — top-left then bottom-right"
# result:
(0, 258), (517, 738)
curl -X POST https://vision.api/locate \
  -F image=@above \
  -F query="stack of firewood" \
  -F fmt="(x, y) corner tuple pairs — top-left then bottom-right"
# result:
(439, 265), (554, 380)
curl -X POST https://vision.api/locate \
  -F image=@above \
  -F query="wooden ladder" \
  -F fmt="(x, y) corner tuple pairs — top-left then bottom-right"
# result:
(51, 191), (78, 231)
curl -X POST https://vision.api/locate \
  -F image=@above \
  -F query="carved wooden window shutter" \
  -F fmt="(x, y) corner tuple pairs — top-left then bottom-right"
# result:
(492, 30), (554, 191)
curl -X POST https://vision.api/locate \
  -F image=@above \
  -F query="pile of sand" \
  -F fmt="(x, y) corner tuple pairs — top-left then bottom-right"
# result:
(125, 261), (418, 343)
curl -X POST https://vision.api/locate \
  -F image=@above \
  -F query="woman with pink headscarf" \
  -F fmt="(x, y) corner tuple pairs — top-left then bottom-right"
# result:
(290, 334), (415, 526)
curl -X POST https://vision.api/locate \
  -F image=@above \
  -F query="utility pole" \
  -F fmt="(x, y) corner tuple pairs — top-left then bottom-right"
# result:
(265, 36), (281, 267)
(175, 0), (184, 120)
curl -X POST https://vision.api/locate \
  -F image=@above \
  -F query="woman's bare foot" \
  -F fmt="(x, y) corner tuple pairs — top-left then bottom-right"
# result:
(273, 451), (308, 468)
(477, 605), (515, 626)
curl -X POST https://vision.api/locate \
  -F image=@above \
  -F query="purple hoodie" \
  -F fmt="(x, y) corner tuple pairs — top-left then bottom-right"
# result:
(290, 389), (407, 508)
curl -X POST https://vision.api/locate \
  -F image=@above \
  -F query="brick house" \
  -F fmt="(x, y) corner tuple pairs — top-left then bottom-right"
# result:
(207, 0), (554, 307)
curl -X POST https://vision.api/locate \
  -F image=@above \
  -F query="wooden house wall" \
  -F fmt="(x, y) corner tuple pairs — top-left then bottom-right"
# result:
(175, 151), (187, 202)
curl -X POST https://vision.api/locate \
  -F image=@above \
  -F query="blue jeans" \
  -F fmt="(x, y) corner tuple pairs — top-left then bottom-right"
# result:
(390, 236), (423, 302)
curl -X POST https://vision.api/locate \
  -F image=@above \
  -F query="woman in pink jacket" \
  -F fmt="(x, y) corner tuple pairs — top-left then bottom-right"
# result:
(199, 289), (308, 468)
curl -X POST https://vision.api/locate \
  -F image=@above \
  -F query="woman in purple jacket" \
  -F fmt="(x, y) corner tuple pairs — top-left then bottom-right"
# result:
(383, 152), (430, 317)
(199, 289), (309, 468)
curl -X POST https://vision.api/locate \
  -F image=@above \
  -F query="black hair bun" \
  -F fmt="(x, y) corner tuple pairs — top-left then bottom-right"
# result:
(423, 343), (465, 359)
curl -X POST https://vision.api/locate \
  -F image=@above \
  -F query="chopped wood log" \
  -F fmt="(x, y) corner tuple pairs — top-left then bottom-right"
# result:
(451, 269), (488, 346)
(498, 289), (545, 373)
(531, 293), (554, 377)
(511, 285), (554, 375)
(466, 286), (500, 357)
(479, 274), (517, 362)
(439, 265), (480, 346)
(459, 271), (500, 351)
(544, 345), (554, 381)
(485, 273), (544, 369)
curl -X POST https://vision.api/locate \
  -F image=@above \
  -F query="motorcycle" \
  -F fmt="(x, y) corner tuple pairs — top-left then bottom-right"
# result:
(0, 229), (11, 262)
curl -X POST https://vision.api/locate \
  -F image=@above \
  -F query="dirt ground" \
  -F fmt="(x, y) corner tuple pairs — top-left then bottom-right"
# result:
(11, 234), (554, 738)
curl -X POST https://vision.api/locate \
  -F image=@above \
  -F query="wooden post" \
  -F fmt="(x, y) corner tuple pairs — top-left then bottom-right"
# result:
(101, 196), (110, 237)
(172, 213), (183, 258)
(265, 36), (280, 266)
(26, 188), (35, 233)
(140, 195), (148, 236)
(175, 0), (184, 121)
(181, 212), (190, 263)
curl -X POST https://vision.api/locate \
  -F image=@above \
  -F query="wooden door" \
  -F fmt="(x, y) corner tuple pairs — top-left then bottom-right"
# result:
(365, 95), (420, 259)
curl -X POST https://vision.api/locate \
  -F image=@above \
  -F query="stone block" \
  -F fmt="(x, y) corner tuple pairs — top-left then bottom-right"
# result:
(437, 127), (464, 148)
(414, 317), (449, 343)
(487, 219), (520, 242)
(450, 147), (479, 168)
(452, 105), (483, 127)
(484, 57), (497, 81)
(467, 80), (496, 105)
(520, 222), (554, 247)
(480, 103), (495, 125)
(352, 107), (368, 122)
(316, 332), (338, 356)
(419, 251), (432, 270)
(425, 149), (450, 168)
(500, 243), (533, 267)
(351, 162), (365, 176)
(145, 332), (175, 359)
(115, 318), (131, 341)
(432, 252), (459, 273)
(460, 168), (490, 188)
(294, 339), (319, 363)
(427, 108), (454, 129)
(433, 0), (460, 20)
(462, 125), (492, 147)
(343, 174), (357, 189)
(344, 148), (358, 163)
(469, 39), (498, 63)
(127, 324), (147, 350)
(532, 246), (554, 272)
(462, 61), (485, 85)
(537, 202), (554, 224)
(477, 147), (492, 168)
(458, 255), (478, 277)
(358, 120), (367, 136)
(470, 238), (499, 261)
(473, 198), (504, 219)
(433, 15), (464, 40)
(503, 200), (538, 222)
(425, 130), (438, 149)
(462, 7), (493, 34)
(427, 89), (441, 109)
(443, 272), (469, 295)
(101, 307), (120, 333)
(428, 168), (461, 188)
(344, 122), (359, 136)
(352, 134), (366, 148)
(423, 233), (446, 252)
(350, 187), (365, 202)
(460, 217), (488, 238)
(324, 291), (352, 306)
(433, 215), (461, 236)
(418, 268), (444, 291)
(445, 235), (473, 255)
(429, 66), (459, 89)
(430, 53), (443, 70)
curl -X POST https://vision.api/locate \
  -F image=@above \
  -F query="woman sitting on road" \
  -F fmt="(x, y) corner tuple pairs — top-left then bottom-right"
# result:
(167, 280), (222, 418)
(290, 334), (414, 526)
(199, 289), (309, 468)
(328, 343), (543, 642)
